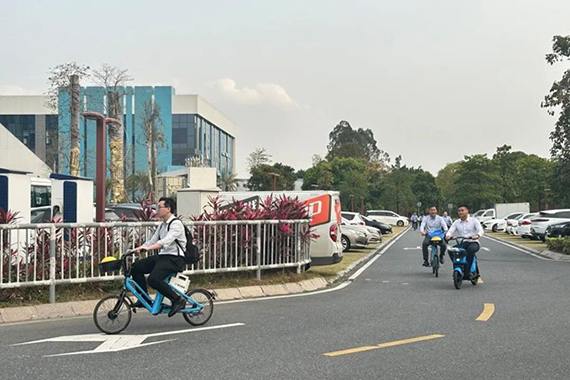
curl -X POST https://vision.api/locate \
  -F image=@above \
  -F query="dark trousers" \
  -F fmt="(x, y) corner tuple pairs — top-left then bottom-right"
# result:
(422, 236), (447, 261)
(131, 255), (185, 302)
(458, 242), (480, 276)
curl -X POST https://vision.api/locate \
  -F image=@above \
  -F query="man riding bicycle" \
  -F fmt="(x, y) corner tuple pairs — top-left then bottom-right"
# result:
(420, 206), (448, 267)
(445, 204), (484, 279)
(132, 197), (187, 317)
(411, 213), (419, 230)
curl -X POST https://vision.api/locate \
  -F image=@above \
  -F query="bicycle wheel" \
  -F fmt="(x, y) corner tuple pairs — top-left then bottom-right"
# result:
(93, 295), (132, 334)
(183, 288), (214, 326)
(453, 271), (462, 290)
(434, 255), (439, 277)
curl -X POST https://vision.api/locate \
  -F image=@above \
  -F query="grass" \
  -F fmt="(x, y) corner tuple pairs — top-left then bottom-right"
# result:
(486, 231), (548, 252)
(309, 226), (407, 279)
(0, 226), (409, 308)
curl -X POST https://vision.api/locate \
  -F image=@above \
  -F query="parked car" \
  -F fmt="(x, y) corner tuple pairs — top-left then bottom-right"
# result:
(482, 212), (526, 232)
(515, 213), (538, 238)
(361, 215), (392, 235)
(341, 212), (367, 226)
(30, 206), (52, 223)
(507, 213), (536, 235)
(530, 209), (570, 242)
(340, 224), (369, 251)
(341, 218), (382, 244)
(545, 221), (570, 238)
(366, 210), (409, 227)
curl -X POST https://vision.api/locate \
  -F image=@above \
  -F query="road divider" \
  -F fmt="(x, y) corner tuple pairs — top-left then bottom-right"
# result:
(475, 303), (495, 322)
(324, 334), (445, 357)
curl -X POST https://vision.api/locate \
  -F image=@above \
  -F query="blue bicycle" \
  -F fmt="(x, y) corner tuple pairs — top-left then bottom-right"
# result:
(448, 238), (480, 290)
(427, 229), (446, 278)
(93, 250), (214, 334)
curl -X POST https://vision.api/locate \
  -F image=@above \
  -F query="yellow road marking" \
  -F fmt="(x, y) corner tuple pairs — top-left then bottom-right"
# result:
(324, 334), (445, 357)
(476, 303), (495, 321)
(478, 277), (484, 284)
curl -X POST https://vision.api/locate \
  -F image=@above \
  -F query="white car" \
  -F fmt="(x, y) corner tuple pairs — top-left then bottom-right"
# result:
(341, 212), (367, 226)
(482, 212), (526, 232)
(530, 209), (570, 242)
(341, 217), (382, 243)
(507, 213), (536, 235)
(366, 210), (409, 227)
(513, 213), (537, 237)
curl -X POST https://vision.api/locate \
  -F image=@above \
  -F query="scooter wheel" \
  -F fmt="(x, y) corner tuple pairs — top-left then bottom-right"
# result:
(453, 271), (462, 290)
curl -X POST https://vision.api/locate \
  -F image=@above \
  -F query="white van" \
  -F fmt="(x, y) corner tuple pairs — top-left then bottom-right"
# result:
(366, 210), (409, 227)
(218, 191), (344, 265)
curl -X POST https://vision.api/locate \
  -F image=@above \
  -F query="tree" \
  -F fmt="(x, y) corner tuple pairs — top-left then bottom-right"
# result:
(218, 172), (239, 191)
(542, 34), (570, 207)
(126, 172), (152, 201)
(381, 156), (416, 215)
(436, 162), (462, 202)
(517, 155), (553, 211)
(302, 161), (333, 190)
(411, 170), (442, 209)
(452, 154), (502, 211)
(92, 64), (133, 203)
(45, 62), (90, 173)
(139, 100), (166, 200)
(326, 120), (388, 164)
(247, 163), (296, 191)
(329, 157), (369, 211)
(492, 145), (529, 202)
(246, 148), (272, 171)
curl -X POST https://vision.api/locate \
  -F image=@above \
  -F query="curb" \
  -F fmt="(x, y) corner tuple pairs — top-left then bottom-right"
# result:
(484, 234), (570, 261)
(0, 277), (329, 325)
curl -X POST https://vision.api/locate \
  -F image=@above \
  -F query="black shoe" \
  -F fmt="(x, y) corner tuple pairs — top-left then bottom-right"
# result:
(133, 300), (145, 308)
(168, 297), (186, 317)
(423, 260), (430, 267)
(439, 254), (445, 264)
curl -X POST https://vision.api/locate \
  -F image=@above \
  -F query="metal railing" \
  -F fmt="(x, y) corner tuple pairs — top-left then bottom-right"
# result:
(0, 219), (311, 302)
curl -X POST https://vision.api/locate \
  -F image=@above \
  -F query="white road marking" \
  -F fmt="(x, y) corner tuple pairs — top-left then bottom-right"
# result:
(12, 323), (245, 357)
(482, 235), (554, 261)
(481, 247), (490, 251)
(403, 246), (422, 250)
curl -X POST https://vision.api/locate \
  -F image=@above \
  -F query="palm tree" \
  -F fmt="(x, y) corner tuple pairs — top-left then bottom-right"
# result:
(218, 172), (239, 192)
(126, 173), (152, 201)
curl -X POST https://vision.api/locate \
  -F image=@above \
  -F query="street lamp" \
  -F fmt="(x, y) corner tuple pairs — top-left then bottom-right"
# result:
(83, 112), (121, 222)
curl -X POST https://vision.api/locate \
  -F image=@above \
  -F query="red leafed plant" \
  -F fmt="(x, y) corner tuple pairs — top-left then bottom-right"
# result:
(190, 196), (315, 269)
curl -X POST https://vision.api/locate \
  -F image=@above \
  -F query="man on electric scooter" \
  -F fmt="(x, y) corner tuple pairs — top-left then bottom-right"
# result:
(445, 204), (484, 279)
(132, 197), (187, 317)
(411, 213), (419, 230)
(420, 206), (448, 267)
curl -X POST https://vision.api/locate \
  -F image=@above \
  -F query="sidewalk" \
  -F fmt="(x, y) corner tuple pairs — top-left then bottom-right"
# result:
(485, 232), (570, 262)
(0, 277), (329, 324)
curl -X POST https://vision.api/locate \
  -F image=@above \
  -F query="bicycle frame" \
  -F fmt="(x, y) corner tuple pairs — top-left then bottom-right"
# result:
(115, 251), (203, 316)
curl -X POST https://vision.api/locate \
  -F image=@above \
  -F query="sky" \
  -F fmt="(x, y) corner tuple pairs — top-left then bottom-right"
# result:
(1, 0), (569, 177)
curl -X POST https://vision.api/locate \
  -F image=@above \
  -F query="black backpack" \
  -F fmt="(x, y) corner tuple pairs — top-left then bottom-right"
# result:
(167, 218), (200, 265)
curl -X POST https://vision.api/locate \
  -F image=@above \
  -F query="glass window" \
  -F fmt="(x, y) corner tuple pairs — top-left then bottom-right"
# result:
(31, 185), (51, 208)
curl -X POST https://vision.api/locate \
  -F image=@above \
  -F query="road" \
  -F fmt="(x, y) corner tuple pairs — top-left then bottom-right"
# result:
(1, 228), (569, 380)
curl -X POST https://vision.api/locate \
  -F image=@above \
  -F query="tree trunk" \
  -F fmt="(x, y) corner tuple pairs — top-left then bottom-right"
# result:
(108, 92), (128, 203)
(146, 122), (154, 202)
(152, 135), (158, 199)
(69, 75), (81, 176)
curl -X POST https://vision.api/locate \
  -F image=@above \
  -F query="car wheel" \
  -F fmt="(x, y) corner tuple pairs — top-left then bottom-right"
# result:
(492, 224), (498, 232)
(341, 235), (350, 251)
(397, 220), (404, 227)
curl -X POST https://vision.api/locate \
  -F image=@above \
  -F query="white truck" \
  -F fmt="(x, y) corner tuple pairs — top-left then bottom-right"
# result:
(473, 202), (530, 223)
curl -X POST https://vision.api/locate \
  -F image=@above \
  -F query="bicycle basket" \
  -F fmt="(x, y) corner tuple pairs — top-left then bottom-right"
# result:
(99, 257), (121, 273)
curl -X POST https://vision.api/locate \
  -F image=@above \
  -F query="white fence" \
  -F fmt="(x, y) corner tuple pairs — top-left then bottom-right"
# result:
(0, 219), (311, 302)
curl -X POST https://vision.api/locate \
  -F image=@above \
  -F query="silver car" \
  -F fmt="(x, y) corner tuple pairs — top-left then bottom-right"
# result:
(340, 224), (369, 251)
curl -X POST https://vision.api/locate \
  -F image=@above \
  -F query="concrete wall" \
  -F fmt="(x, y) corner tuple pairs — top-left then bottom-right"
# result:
(172, 95), (237, 138)
(0, 123), (51, 177)
(0, 96), (53, 115)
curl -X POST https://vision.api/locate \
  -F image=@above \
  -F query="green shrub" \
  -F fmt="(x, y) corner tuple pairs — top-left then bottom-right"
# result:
(546, 237), (570, 254)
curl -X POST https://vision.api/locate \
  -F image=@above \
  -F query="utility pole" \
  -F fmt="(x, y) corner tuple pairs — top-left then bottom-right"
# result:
(268, 172), (280, 191)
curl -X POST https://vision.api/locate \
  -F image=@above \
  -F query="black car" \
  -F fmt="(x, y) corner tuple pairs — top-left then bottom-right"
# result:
(546, 222), (570, 238)
(362, 215), (392, 235)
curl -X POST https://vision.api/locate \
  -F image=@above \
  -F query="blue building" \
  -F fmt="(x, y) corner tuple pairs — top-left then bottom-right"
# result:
(0, 87), (237, 178)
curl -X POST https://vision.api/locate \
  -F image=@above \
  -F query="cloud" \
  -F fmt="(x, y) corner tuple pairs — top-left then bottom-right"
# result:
(211, 78), (300, 108)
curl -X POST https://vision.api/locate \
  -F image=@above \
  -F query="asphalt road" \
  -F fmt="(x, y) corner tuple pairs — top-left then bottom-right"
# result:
(1, 228), (569, 380)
